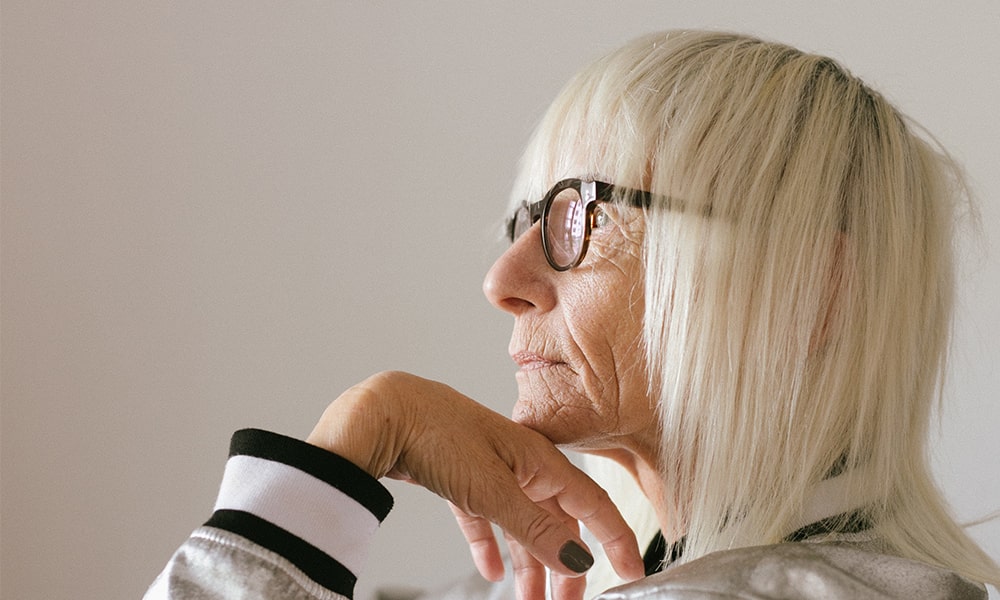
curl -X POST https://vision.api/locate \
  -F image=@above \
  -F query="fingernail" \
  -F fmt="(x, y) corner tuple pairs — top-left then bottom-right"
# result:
(559, 540), (594, 573)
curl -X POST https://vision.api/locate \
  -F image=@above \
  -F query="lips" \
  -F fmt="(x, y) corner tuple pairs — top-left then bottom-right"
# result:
(511, 350), (563, 370)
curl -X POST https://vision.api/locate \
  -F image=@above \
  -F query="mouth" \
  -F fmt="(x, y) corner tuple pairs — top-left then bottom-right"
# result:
(511, 351), (563, 371)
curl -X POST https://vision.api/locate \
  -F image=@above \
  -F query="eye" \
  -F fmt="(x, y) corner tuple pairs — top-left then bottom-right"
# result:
(592, 206), (609, 229)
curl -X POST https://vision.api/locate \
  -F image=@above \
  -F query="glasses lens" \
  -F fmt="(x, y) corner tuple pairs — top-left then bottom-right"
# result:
(545, 187), (586, 268)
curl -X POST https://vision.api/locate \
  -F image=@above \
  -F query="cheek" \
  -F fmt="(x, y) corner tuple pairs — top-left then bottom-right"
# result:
(511, 228), (649, 443)
(569, 283), (645, 391)
(567, 270), (650, 429)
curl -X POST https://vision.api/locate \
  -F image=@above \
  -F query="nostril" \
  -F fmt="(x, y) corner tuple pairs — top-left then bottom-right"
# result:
(499, 297), (536, 314)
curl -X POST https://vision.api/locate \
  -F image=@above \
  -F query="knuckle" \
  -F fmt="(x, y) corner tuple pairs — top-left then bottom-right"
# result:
(511, 558), (539, 576)
(578, 497), (609, 522)
(521, 510), (562, 546)
(366, 370), (408, 386)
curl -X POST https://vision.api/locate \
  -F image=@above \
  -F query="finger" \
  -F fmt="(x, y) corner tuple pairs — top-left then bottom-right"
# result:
(543, 500), (588, 600)
(481, 479), (596, 578)
(505, 532), (548, 600)
(519, 459), (644, 582)
(442, 447), (597, 580)
(449, 503), (504, 582)
(550, 570), (588, 600)
(568, 496), (643, 582)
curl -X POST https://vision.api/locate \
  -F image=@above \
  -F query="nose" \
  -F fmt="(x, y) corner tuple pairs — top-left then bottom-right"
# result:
(483, 226), (556, 315)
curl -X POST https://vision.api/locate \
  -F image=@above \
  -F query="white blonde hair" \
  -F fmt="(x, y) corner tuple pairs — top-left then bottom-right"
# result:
(510, 30), (999, 594)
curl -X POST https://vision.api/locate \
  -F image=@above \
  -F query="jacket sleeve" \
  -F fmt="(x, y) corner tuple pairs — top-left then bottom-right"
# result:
(144, 429), (394, 600)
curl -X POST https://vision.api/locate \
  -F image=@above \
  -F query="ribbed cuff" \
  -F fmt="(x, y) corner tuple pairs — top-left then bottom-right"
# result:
(204, 428), (394, 598)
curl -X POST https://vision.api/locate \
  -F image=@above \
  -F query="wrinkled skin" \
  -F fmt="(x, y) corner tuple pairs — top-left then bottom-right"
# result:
(477, 201), (665, 598)
(485, 204), (657, 455)
(307, 371), (645, 599)
(307, 197), (661, 600)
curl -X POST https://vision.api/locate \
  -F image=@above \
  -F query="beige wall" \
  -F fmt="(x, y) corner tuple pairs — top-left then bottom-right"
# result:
(2, 2), (998, 598)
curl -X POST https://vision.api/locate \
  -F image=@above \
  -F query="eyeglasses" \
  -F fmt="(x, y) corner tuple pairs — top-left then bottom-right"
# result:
(507, 178), (653, 271)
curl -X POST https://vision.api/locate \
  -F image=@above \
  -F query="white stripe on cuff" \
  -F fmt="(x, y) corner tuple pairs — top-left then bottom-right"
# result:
(214, 454), (380, 575)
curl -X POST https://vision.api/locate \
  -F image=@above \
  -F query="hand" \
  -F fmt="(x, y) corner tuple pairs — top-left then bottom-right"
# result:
(450, 499), (629, 600)
(307, 371), (644, 599)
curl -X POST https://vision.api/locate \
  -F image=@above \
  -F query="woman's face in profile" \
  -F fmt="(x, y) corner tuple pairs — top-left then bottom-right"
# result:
(483, 194), (659, 455)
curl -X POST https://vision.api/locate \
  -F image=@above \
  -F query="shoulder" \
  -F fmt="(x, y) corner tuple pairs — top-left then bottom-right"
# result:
(596, 541), (987, 600)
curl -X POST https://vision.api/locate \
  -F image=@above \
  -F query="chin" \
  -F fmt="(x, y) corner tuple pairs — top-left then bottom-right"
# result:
(512, 399), (568, 444)
(511, 398), (601, 448)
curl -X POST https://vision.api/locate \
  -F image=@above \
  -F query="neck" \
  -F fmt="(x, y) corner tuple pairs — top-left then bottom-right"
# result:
(582, 448), (871, 548)
(582, 447), (684, 544)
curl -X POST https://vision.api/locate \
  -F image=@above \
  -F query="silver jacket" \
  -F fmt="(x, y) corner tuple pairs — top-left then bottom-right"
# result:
(146, 431), (988, 600)
(417, 537), (986, 599)
(599, 540), (986, 599)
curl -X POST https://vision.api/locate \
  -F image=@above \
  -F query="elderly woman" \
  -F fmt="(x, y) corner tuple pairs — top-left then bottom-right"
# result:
(146, 31), (999, 599)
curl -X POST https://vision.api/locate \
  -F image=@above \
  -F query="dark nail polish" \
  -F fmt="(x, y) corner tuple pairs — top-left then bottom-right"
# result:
(559, 540), (594, 573)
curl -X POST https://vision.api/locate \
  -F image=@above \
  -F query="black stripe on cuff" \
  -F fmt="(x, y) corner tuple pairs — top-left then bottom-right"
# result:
(229, 428), (393, 521)
(206, 509), (357, 598)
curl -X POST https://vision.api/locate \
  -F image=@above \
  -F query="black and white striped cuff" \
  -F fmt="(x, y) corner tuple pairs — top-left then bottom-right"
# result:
(204, 428), (394, 598)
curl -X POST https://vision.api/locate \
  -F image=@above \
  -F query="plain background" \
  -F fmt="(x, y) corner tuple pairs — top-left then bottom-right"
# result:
(2, 2), (998, 599)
